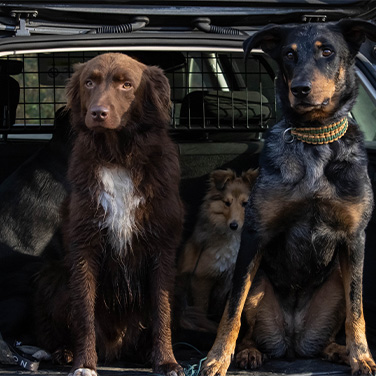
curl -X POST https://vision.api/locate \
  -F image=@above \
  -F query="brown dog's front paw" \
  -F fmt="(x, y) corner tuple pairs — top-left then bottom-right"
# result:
(199, 356), (231, 376)
(351, 356), (376, 376)
(154, 362), (184, 376)
(68, 368), (97, 376)
(235, 347), (264, 369)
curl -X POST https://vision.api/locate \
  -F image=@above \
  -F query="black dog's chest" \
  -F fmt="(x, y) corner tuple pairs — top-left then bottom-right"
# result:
(254, 124), (371, 291)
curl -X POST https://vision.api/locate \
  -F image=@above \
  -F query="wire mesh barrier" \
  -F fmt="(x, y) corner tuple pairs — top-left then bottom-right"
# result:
(0, 51), (277, 139)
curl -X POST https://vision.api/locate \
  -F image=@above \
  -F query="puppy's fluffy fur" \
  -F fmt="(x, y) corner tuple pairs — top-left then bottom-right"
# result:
(177, 168), (258, 332)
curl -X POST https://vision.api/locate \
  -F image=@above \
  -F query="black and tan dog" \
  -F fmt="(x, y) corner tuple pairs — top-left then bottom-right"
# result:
(200, 20), (376, 376)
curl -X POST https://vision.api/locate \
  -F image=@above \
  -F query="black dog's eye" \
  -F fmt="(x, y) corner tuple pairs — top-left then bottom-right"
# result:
(322, 48), (333, 57)
(286, 51), (295, 60)
(122, 82), (132, 89)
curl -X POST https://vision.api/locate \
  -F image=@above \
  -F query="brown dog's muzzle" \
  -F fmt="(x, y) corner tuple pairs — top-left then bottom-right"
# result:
(90, 106), (109, 121)
(85, 102), (121, 130)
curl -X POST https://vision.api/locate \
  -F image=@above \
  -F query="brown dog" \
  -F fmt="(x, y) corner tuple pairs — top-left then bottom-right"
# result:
(36, 53), (184, 376)
(200, 20), (376, 376)
(177, 168), (257, 332)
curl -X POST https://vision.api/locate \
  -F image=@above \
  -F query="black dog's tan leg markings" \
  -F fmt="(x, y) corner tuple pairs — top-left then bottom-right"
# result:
(235, 277), (266, 369)
(322, 342), (349, 365)
(293, 265), (346, 358)
(339, 237), (376, 376)
(200, 229), (262, 376)
(316, 268), (348, 365)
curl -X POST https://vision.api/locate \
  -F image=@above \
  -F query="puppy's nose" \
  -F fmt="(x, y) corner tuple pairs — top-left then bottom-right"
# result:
(91, 106), (109, 120)
(229, 221), (239, 231)
(291, 82), (312, 98)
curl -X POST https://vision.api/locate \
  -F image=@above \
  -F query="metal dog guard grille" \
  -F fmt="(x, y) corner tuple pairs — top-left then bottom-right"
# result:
(0, 51), (277, 139)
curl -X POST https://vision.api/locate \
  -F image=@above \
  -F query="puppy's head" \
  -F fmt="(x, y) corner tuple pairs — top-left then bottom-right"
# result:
(205, 168), (258, 233)
(65, 53), (171, 132)
(244, 20), (376, 122)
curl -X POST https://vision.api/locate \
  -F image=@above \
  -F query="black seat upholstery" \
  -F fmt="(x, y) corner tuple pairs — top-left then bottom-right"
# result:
(179, 90), (272, 129)
(0, 60), (23, 129)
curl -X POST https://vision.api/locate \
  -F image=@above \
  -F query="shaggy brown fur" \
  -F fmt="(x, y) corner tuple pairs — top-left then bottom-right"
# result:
(177, 168), (257, 333)
(35, 53), (184, 376)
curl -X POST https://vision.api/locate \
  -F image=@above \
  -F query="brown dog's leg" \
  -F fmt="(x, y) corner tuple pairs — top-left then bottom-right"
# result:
(339, 234), (376, 376)
(200, 230), (262, 376)
(66, 217), (101, 376)
(150, 254), (184, 376)
(68, 254), (99, 376)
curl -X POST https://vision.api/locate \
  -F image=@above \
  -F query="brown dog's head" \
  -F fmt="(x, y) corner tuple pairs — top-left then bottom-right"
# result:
(65, 53), (171, 132)
(243, 20), (376, 123)
(204, 168), (258, 233)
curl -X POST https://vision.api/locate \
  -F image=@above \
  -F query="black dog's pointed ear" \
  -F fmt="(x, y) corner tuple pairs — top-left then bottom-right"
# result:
(243, 24), (290, 60)
(335, 19), (376, 56)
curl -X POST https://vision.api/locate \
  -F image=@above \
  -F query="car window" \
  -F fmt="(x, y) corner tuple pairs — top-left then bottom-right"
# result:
(352, 69), (376, 142)
(0, 50), (277, 140)
(2, 50), (374, 142)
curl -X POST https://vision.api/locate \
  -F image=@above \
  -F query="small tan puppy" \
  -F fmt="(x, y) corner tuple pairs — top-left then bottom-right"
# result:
(177, 168), (258, 332)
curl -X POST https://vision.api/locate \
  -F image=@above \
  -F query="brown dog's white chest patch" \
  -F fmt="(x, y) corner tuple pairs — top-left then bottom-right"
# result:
(97, 166), (144, 252)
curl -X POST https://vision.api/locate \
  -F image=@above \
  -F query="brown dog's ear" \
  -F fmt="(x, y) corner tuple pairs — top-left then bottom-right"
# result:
(243, 24), (292, 60)
(335, 19), (376, 56)
(210, 169), (236, 191)
(241, 168), (259, 187)
(65, 62), (86, 111)
(142, 65), (171, 125)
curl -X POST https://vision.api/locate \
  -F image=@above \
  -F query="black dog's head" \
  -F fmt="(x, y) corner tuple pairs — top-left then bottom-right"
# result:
(244, 20), (376, 123)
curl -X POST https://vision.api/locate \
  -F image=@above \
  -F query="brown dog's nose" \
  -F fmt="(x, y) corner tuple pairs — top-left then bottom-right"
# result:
(91, 106), (109, 121)
(291, 82), (312, 98)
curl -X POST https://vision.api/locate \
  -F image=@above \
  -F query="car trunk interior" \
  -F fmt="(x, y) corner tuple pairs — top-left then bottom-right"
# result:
(0, 24), (376, 375)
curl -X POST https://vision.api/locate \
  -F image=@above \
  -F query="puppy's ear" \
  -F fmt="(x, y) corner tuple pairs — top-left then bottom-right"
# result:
(335, 19), (376, 57)
(242, 168), (259, 187)
(243, 24), (291, 60)
(65, 62), (86, 111)
(143, 65), (171, 124)
(210, 169), (236, 191)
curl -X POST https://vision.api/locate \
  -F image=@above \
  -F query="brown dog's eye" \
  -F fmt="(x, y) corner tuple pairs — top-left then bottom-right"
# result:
(322, 48), (333, 57)
(122, 82), (132, 90)
(224, 201), (231, 207)
(85, 80), (93, 88)
(242, 201), (247, 208)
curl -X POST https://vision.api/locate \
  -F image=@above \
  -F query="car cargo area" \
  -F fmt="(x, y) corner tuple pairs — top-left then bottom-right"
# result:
(0, 2), (376, 375)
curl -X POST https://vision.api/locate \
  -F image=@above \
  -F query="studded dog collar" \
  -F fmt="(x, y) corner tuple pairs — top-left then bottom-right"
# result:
(284, 117), (348, 145)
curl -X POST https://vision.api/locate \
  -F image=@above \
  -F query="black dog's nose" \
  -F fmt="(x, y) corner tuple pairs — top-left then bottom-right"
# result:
(291, 82), (312, 98)
(229, 222), (239, 231)
(91, 106), (109, 120)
